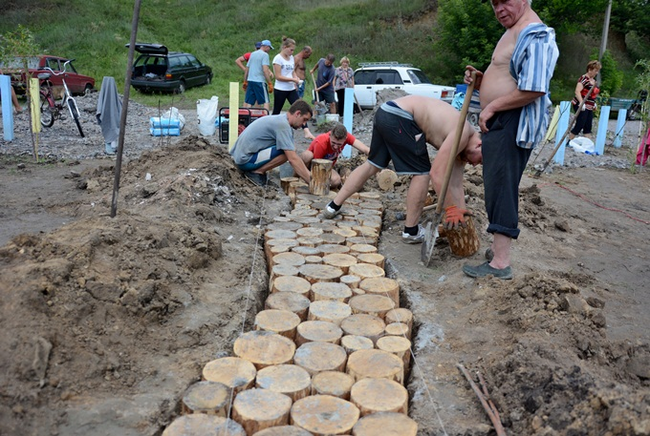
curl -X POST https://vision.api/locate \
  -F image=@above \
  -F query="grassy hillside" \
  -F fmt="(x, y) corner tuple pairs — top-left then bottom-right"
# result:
(0, 0), (641, 109)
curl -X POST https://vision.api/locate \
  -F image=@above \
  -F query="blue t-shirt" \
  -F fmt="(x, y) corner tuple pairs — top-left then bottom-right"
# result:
(316, 58), (335, 91)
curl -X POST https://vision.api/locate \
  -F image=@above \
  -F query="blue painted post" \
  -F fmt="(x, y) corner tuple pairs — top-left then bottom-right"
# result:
(341, 88), (355, 158)
(613, 109), (626, 148)
(1, 75), (15, 141)
(595, 106), (610, 155)
(553, 101), (571, 165)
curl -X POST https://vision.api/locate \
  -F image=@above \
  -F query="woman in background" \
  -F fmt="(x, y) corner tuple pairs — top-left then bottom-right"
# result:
(333, 56), (355, 118)
(569, 60), (601, 140)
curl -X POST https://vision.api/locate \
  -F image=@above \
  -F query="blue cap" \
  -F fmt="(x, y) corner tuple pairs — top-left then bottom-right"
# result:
(261, 39), (274, 49)
(255, 41), (262, 49)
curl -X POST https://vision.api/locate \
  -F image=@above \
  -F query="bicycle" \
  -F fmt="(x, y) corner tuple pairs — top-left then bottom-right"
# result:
(38, 59), (84, 137)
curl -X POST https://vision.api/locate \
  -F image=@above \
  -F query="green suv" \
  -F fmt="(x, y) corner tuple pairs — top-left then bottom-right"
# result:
(128, 43), (212, 94)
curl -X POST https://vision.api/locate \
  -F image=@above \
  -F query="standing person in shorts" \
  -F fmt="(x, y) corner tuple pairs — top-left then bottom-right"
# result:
(462, 0), (558, 280)
(243, 39), (274, 111)
(322, 96), (483, 244)
(310, 54), (336, 114)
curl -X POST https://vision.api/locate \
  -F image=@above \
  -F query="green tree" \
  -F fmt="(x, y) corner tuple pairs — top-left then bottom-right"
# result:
(432, 0), (502, 83)
(598, 50), (623, 95)
(534, 0), (608, 35)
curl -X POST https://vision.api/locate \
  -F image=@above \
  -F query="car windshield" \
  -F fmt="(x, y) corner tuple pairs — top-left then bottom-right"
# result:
(407, 69), (431, 85)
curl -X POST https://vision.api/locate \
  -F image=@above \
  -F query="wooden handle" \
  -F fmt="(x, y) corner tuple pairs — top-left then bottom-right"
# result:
(436, 72), (476, 214)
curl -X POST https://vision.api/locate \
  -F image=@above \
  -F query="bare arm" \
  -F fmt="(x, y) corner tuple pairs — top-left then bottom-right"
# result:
(351, 139), (370, 155)
(235, 55), (247, 72)
(263, 65), (273, 82)
(285, 150), (311, 183)
(273, 63), (299, 84)
(574, 82), (585, 104)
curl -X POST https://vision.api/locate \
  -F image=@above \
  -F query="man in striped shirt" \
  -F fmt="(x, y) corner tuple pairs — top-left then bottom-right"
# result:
(462, 0), (559, 280)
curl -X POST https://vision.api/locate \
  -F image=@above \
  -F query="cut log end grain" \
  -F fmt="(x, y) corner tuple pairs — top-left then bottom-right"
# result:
(162, 415), (246, 436)
(340, 314), (386, 344)
(298, 263), (344, 284)
(311, 370), (356, 399)
(340, 335), (375, 355)
(255, 364), (312, 402)
(384, 322), (411, 340)
(293, 342), (348, 376)
(271, 275), (311, 296)
(317, 243), (352, 255)
(265, 229), (297, 242)
(233, 330), (296, 369)
(254, 309), (301, 339)
(307, 300), (352, 326)
(350, 377), (409, 416)
(281, 177), (301, 194)
(253, 425), (314, 436)
(347, 263), (384, 281)
(356, 253), (385, 269)
(359, 277), (400, 307)
(296, 320), (343, 346)
(310, 282), (353, 303)
(385, 308), (413, 331)
(202, 357), (256, 393)
(351, 411), (418, 436)
(265, 291), (311, 321)
(290, 395), (360, 435)
(346, 349), (404, 384)
(349, 294), (395, 319)
(376, 335), (412, 371)
(272, 252), (306, 269)
(322, 253), (358, 274)
(340, 275), (361, 289)
(232, 388), (292, 435)
(181, 381), (229, 416)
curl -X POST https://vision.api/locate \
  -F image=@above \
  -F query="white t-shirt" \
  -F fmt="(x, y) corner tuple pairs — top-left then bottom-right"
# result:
(273, 54), (296, 92)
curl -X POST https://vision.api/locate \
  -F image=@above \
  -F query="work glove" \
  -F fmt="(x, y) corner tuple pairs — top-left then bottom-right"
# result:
(242, 81), (248, 91)
(443, 205), (471, 231)
(267, 82), (274, 93)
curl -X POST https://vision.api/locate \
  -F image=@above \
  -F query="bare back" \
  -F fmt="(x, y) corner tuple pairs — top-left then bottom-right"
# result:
(294, 53), (307, 80)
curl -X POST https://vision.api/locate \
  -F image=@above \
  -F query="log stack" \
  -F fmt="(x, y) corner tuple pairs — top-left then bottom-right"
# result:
(163, 191), (419, 435)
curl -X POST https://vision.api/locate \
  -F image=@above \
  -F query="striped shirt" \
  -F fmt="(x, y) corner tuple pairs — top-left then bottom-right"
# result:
(509, 23), (559, 149)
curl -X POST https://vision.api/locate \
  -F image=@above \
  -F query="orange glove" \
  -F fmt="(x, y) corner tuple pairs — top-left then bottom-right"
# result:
(268, 82), (274, 93)
(242, 81), (248, 91)
(443, 205), (471, 230)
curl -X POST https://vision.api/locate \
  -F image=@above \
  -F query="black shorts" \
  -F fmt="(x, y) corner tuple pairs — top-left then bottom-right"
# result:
(368, 103), (431, 175)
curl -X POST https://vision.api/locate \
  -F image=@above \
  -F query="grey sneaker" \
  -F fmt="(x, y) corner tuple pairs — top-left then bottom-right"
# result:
(244, 171), (267, 187)
(322, 203), (341, 219)
(401, 224), (425, 244)
(462, 261), (512, 280)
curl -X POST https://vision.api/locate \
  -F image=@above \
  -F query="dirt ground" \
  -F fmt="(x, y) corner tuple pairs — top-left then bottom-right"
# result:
(1, 90), (649, 436)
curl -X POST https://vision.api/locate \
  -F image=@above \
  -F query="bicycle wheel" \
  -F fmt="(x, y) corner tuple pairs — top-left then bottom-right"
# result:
(40, 94), (55, 128)
(67, 99), (84, 137)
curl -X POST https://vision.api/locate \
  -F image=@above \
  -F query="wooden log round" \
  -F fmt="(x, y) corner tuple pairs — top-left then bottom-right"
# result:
(347, 237), (378, 247)
(311, 371), (356, 400)
(291, 245), (322, 257)
(352, 411), (418, 436)
(267, 221), (303, 232)
(319, 232), (346, 245)
(348, 264), (384, 281)
(322, 253), (358, 274)
(202, 357), (257, 394)
(358, 192), (382, 201)
(351, 225), (378, 238)
(356, 253), (385, 269)
(295, 320), (343, 346)
(255, 364), (312, 402)
(305, 255), (323, 264)
(376, 336), (412, 372)
(296, 227), (324, 238)
(309, 158), (333, 196)
(340, 275), (361, 289)
(265, 292), (311, 321)
(269, 264), (300, 285)
(290, 395), (360, 436)
(232, 388), (292, 434)
(350, 377), (409, 416)
(266, 238), (299, 248)
(163, 415), (246, 436)
(332, 227), (357, 238)
(445, 215), (481, 257)
(358, 277), (400, 307)
(296, 236), (323, 247)
(384, 322), (411, 340)
(291, 216), (320, 225)
(281, 176), (300, 194)
(293, 342), (348, 376)
(385, 308), (413, 331)
(346, 349), (404, 384)
(255, 309), (302, 339)
(307, 300), (352, 326)
(265, 229), (297, 242)
(376, 168), (398, 191)
(271, 275), (311, 297)
(254, 425), (314, 436)
(348, 294), (395, 319)
(298, 264), (344, 284)
(317, 243), (351, 255)
(181, 381), (229, 416)
(267, 244), (293, 267)
(340, 314), (386, 344)
(310, 282), (353, 303)
(272, 252), (306, 269)
(340, 335), (375, 355)
(233, 331), (296, 369)
(265, 238), (299, 262)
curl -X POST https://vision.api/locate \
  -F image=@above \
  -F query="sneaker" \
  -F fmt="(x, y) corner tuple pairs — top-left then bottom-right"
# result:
(244, 171), (267, 187)
(401, 224), (425, 244)
(462, 261), (512, 280)
(322, 202), (341, 219)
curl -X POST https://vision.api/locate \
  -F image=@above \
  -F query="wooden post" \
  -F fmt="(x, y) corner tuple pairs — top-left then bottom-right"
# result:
(309, 158), (333, 196)
(232, 388), (292, 434)
(293, 342), (348, 376)
(233, 331), (296, 369)
(181, 381), (229, 416)
(350, 378), (409, 416)
(311, 371), (356, 399)
(255, 364), (312, 402)
(202, 357), (257, 394)
(352, 412), (418, 435)
(445, 215), (480, 257)
(290, 395), (360, 435)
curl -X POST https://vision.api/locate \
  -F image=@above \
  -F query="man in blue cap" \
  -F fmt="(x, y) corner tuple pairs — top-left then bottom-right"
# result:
(244, 39), (274, 111)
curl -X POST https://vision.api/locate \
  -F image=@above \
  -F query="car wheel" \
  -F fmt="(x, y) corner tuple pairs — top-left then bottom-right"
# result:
(206, 75), (212, 85)
(176, 81), (186, 94)
(84, 84), (93, 95)
(628, 105), (639, 121)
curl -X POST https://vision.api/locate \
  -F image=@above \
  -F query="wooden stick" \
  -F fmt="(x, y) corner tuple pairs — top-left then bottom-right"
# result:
(457, 363), (506, 436)
(477, 371), (501, 423)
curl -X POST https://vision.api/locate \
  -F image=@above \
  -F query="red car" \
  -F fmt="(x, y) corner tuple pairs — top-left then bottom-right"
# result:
(0, 55), (95, 96)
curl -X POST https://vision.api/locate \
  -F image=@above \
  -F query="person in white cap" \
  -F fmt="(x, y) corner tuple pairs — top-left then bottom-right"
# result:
(243, 39), (274, 111)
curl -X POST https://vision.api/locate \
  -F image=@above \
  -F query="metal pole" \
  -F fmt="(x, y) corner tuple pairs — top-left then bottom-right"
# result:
(111, 0), (142, 218)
